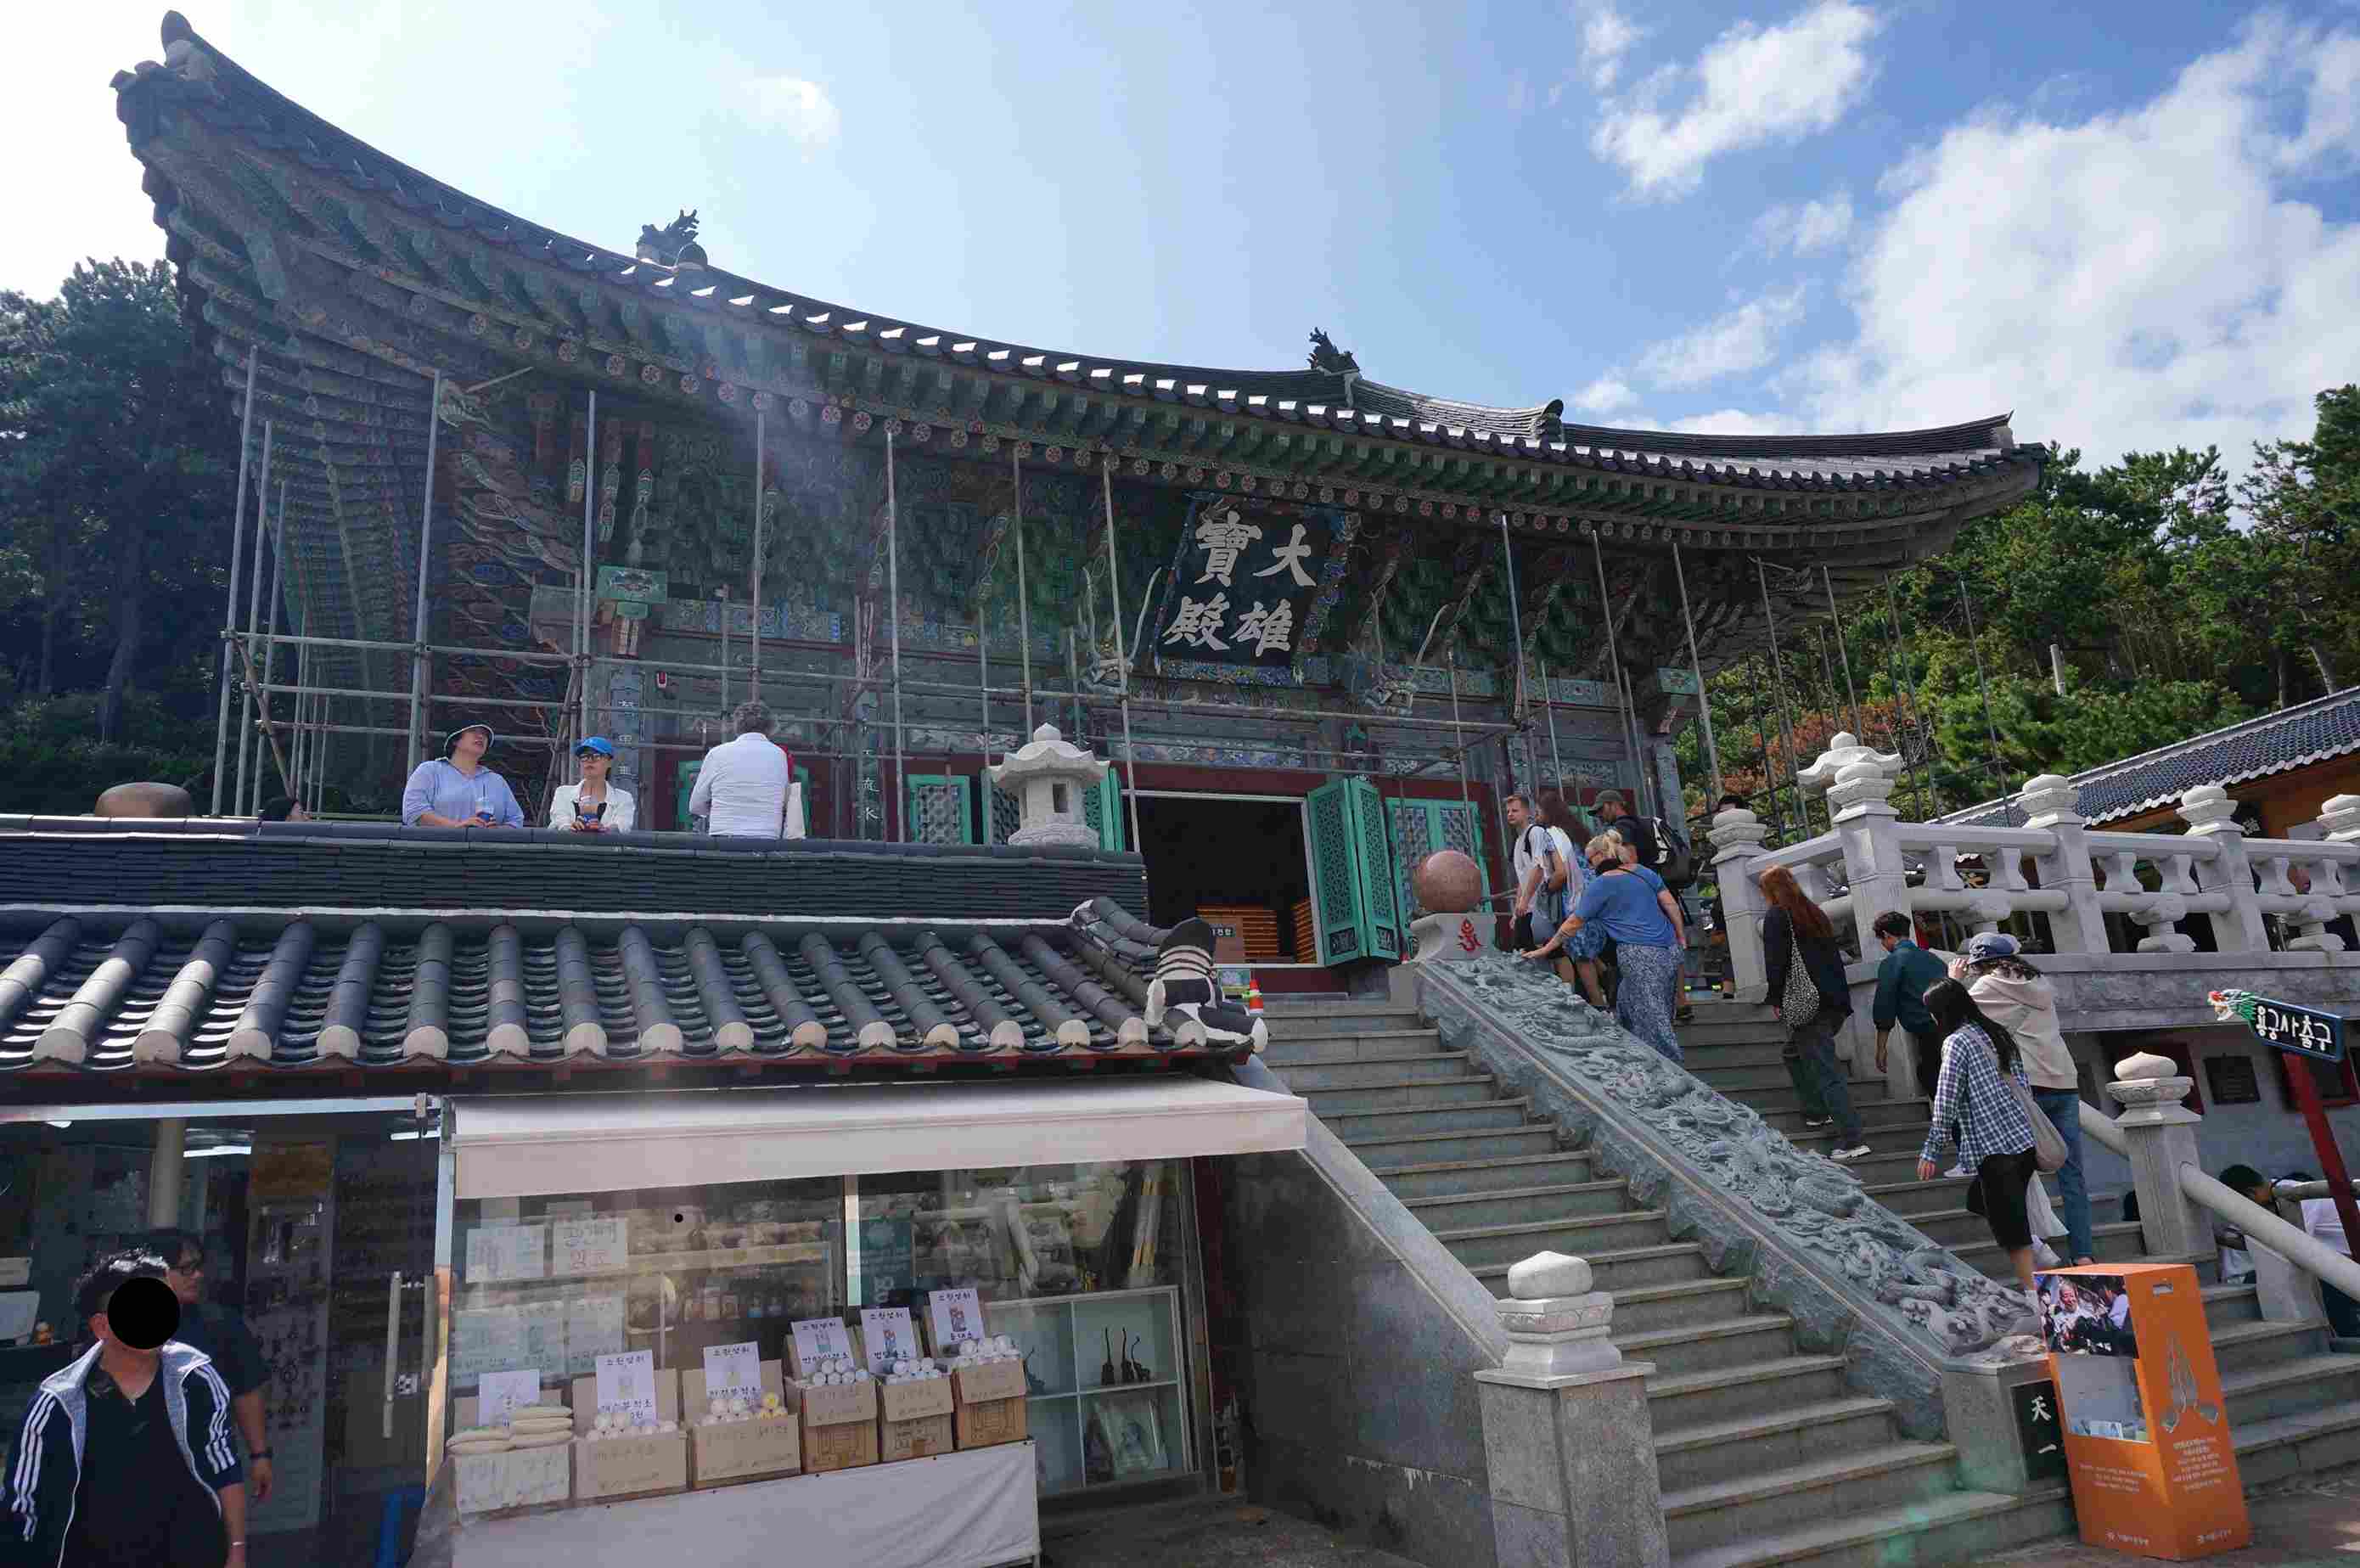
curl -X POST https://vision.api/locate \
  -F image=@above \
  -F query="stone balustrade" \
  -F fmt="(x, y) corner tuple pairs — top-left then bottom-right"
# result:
(1713, 743), (2360, 1007)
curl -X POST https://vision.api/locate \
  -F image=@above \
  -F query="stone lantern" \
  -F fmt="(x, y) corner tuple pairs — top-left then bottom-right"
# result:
(986, 724), (1108, 847)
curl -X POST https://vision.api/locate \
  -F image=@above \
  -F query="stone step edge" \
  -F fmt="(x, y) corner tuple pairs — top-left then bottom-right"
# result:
(1372, 1150), (1595, 1179)
(2230, 1398), (2360, 1459)
(1475, 1242), (1702, 1281)
(1263, 1026), (1440, 1041)
(1644, 1352), (1850, 1401)
(1267, 1049), (1474, 1071)
(1652, 1393), (1896, 1456)
(1610, 1277), (1753, 1307)
(1431, 1209), (1669, 1244)
(1615, 1313), (1796, 1353)
(1399, 1178), (1628, 1210)
(1301, 1074), (1499, 1099)
(1323, 1097), (1535, 1127)
(1659, 1439), (1956, 1516)
(2221, 1352), (2360, 1398)
(1666, 1486), (2069, 1568)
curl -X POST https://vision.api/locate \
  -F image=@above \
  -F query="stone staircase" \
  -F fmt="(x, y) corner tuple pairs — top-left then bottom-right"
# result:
(1682, 996), (2360, 1492)
(1263, 999), (2071, 1568)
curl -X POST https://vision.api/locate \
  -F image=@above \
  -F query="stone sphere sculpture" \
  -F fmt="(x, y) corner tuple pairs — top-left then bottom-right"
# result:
(1412, 849), (1482, 914)
(94, 781), (194, 818)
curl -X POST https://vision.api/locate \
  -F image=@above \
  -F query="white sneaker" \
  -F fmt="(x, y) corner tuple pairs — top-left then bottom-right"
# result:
(1829, 1144), (1873, 1163)
(2032, 1239), (2062, 1267)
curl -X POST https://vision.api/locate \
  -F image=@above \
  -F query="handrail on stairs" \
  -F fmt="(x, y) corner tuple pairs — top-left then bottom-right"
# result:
(2076, 1099), (2127, 1157)
(2181, 1166), (2360, 1302)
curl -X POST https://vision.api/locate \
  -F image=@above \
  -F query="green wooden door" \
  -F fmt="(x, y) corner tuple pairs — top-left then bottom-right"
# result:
(1305, 778), (1406, 965)
(906, 773), (975, 845)
(1082, 769), (1124, 852)
(1386, 796), (1492, 920)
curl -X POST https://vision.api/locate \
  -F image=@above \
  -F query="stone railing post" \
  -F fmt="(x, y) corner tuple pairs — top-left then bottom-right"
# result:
(1711, 806), (1770, 1003)
(1811, 735), (1910, 956)
(2105, 1052), (2208, 1262)
(1474, 1252), (1669, 1568)
(2297, 793), (2360, 953)
(2180, 784), (2271, 953)
(2018, 773), (2106, 953)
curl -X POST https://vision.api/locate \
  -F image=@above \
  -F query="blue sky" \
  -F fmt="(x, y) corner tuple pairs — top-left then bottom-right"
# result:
(14, 2), (2359, 475)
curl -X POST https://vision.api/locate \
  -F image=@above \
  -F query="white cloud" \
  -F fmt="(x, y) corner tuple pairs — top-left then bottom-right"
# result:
(742, 75), (841, 147)
(1751, 190), (1854, 256)
(1798, 14), (2360, 474)
(1665, 409), (1793, 436)
(1576, 3), (1646, 92)
(1572, 377), (1639, 413)
(1635, 285), (1808, 388)
(1589, 1), (1884, 198)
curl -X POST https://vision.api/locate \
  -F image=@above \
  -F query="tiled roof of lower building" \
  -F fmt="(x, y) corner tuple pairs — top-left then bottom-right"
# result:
(1938, 687), (2360, 829)
(0, 898), (1220, 1090)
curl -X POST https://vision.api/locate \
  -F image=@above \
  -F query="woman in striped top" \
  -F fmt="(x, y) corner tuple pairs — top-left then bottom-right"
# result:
(1917, 978), (2042, 1295)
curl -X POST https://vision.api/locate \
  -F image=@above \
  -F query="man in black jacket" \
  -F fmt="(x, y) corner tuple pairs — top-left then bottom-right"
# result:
(3, 1251), (246, 1568)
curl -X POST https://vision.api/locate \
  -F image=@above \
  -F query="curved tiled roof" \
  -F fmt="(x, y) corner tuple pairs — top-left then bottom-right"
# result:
(114, 12), (2035, 499)
(1938, 687), (2360, 829)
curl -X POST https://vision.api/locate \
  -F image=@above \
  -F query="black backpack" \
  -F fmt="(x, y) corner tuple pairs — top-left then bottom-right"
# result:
(1634, 817), (1694, 891)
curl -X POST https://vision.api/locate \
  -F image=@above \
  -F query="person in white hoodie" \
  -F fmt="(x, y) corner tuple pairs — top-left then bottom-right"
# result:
(1952, 931), (2093, 1264)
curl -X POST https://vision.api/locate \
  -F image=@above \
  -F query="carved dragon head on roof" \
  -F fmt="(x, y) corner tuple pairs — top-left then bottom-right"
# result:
(1306, 329), (1360, 376)
(637, 210), (706, 268)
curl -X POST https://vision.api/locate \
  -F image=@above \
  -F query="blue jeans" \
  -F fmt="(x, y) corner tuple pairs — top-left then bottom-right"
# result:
(2032, 1087), (2093, 1262)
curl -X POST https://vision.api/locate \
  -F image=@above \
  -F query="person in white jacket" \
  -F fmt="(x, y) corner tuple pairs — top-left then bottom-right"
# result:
(688, 702), (791, 837)
(548, 737), (636, 832)
(1952, 931), (2093, 1264)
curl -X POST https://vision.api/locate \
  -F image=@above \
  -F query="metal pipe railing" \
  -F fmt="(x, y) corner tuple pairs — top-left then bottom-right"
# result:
(2183, 1166), (2360, 1301)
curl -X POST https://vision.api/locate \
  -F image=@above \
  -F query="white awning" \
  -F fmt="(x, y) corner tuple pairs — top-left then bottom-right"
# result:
(448, 1077), (1305, 1200)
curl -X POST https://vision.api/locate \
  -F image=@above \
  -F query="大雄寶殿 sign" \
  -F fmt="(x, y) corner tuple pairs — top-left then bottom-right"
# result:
(1151, 496), (1341, 671)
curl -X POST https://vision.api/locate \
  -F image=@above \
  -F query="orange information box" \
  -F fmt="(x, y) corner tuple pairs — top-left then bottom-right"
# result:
(2037, 1262), (2251, 1560)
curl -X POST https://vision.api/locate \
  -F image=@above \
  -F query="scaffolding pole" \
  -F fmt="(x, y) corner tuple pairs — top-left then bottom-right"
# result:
(1101, 459), (1144, 856)
(1447, 648), (1470, 809)
(1823, 563), (1863, 740)
(885, 427), (906, 842)
(1884, 574), (1936, 821)
(1012, 450), (1033, 734)
(579, 388), (597, 744)
(1671, 541), (1724, 806)
(256, 479), (290, 806)
(407, 372), (443, 776)
(750, 404), (765, 686)
(1538, 656), (1566, 799)
(1956, 566), (2012, 823)
(211, 344), (259, 816)
(1750, 657), (1791, 842)
(1591, 532), (1644, 813)
(233, 421), (273, 817)
(1496, 514), (1529, 727)
(1757, 558), (1812, 837)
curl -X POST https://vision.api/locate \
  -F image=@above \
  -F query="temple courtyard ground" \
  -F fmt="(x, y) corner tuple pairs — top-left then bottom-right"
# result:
(1972, 1462), (2360, 1565)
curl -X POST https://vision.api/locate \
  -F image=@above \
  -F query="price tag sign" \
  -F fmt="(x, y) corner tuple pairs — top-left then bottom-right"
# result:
(858, 1307), (917, 1375)
(552, 1217), (627, 1276)
(789, 1317), (853, 1376)
(703, 1341), (762, 1401)
(926, 1288), (984, 1352)
(595, 1349), (657, 1425)
(479, 1368), (539, 1426)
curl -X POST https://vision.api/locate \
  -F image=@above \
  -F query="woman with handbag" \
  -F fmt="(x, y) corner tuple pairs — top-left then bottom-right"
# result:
(1758, 865), (1869, 1162)
(1522, 835), (1686, 1063)
(1917, 978), (2065, 1295)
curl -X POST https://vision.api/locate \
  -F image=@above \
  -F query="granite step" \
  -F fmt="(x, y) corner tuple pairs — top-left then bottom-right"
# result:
(2227, 1395), (2360, 1486)
(1371, 1149), (1595, 1198)
(1669, 1486), (2073, 1568)
(1477, 1242), (1712, 1298)
(1660, 1441), (1958, 1556)
(1432, 1208), (1672, 1270)
(1340, 1123), (1560, 1169)
(1261, 1028), (1447, 1065)
(1318, 1097), (1537, 1144)
(2220, 1351), (2360, 1428)
(1689, 1062), (1882, 1095)
(1953, 1220), (2147, 1278)
(1613, 1313), (1797, 1380)
(2201, 1281), (2263, 1328)
(2206, 1317), (2333, 1375)
(1650, 1394), (1897, 1495)
(1608, 1277), (1757, 1337)
(1756, 1098), (1928, 1137)
(1274, 1051), (1478, 1090)
(1674, 1040), (1792, 1071)
(1261, 1010), (1433, 1043)
(1396, 1177), (1635, 1231)
(1299, 1076), (1502, 1117)
(1644, 1354), (1852, 1430)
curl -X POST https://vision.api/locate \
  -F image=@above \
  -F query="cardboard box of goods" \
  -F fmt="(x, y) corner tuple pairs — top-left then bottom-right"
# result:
(791, 1378), (879, 1474)
(876, 1375), (955, 1463)
(447, 1394), (572, 1514)
(569, 1372), (688, 1502)
(682, 1362), (800, 1487)
(951, 1361), (1030, 1451)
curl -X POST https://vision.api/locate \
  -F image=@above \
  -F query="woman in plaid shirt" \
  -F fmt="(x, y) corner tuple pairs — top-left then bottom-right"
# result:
(1916, 978), (2042, 1295)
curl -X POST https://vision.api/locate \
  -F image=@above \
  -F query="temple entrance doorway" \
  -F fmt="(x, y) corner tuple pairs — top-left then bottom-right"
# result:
(1133, 792), (1317, 963)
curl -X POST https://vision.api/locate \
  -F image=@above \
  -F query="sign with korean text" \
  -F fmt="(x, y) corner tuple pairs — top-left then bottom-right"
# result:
(464, 1224), (546, 1284)
(1152, 496), (1341, 671)
(595, 565), (668, 604)
(702, 1341), (763, 1401)
(926, 1288), (984, 1353)
(479, 1368), (540, 1426)
(594, 1349), (658, 1423)
(858, 1307), (919, 1375)
(552, 1217), (627, 1276)
(789, 1317), (855, 1376)
(2234, 994), (2346, 1064)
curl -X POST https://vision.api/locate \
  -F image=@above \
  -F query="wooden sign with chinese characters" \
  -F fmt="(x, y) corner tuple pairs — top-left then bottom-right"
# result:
(1150, 496), (1342, 670)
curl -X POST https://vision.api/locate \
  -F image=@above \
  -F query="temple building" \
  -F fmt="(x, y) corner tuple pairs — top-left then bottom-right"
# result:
(115, 10), (2039, 975)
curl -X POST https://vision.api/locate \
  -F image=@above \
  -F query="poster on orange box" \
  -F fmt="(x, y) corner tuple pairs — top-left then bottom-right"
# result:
(2037, 1262), (2251, 1560)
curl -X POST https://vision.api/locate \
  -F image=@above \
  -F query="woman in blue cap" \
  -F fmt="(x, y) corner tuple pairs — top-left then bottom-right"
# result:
(548, 737), (635, 832)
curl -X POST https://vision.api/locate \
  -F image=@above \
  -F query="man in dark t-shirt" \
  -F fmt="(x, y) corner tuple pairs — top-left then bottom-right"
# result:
(152, 1230), (272, 1505)
(1595, 790), (1657, 868)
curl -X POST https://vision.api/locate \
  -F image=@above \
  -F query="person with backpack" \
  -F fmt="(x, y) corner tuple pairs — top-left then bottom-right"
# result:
(1505, 793), (1568, 951)
(1758, 864), (1870, 1162)
(1917, 978), (2045, 1295)
(1539, 791), (1607, 1006)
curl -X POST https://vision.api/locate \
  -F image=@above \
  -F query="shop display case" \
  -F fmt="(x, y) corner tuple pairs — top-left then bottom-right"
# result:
(987, 1286), (1189, 1495)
